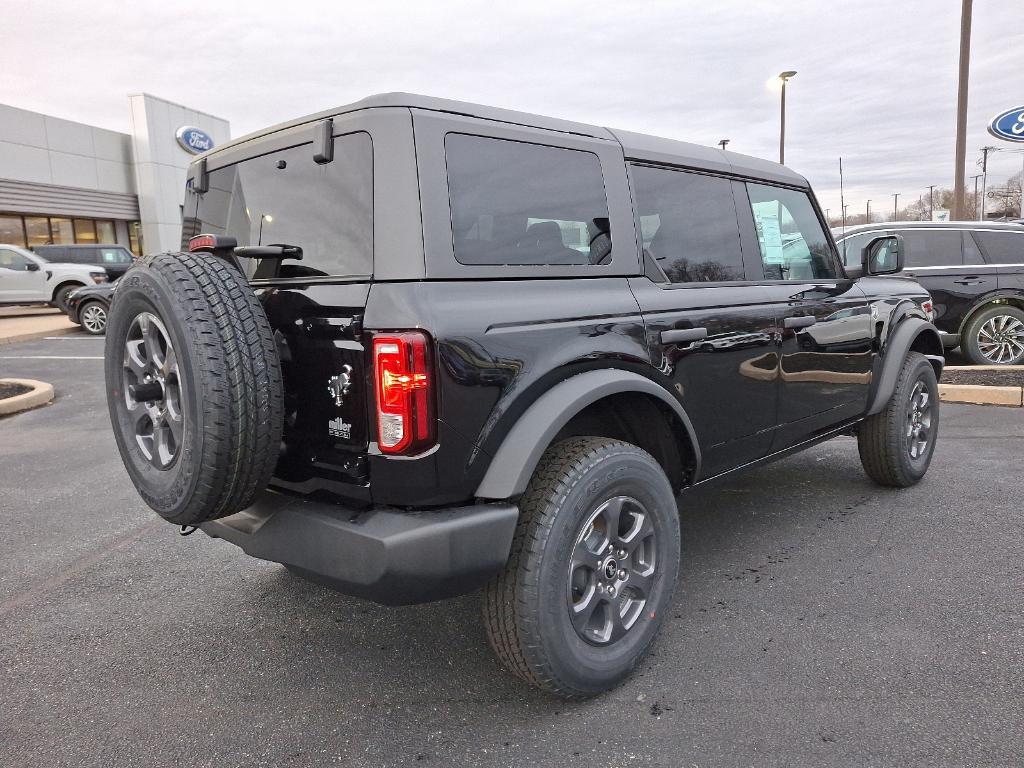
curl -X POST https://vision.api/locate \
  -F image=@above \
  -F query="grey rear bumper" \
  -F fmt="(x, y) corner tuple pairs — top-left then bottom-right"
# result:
(201, 491), (518, 605)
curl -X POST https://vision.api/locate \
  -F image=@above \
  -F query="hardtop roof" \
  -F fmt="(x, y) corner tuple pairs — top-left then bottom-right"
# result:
(201, 92), (808, 187)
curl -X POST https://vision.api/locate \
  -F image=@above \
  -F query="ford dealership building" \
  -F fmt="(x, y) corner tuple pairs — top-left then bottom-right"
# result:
(0, 94), (229, 255)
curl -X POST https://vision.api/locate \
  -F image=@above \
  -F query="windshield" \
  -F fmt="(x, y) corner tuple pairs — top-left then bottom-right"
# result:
(182, 132), (373, 281)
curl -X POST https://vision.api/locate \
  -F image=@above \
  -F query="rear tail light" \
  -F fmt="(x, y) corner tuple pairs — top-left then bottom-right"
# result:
(373, 331), (435, 455)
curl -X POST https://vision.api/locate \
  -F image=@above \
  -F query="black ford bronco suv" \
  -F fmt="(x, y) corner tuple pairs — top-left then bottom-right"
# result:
(104, 94), (943, 698)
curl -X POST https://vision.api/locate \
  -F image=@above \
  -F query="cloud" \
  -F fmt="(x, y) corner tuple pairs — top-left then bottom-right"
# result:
(2, 0), (1022, 214)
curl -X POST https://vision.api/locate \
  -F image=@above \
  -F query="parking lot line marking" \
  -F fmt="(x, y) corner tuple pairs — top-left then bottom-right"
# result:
(43, 336), (103, 340)
(0, 355), (103, 360)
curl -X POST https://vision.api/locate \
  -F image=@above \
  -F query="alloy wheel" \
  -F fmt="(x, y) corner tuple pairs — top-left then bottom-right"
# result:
(121, 312), (184, 469)
(567, 495), (657, 646)
(81, 304), (107, 334)
(976, 314), (1024, 364)
(906, 379), (933, 460)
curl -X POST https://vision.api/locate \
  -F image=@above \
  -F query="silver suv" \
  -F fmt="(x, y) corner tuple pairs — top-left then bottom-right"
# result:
(0, 244), (109, 311)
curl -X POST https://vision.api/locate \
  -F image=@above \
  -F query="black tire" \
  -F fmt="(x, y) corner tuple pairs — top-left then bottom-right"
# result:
(482, 437), (680, 698)
(104, 251), (284, 525)
(78, 301), (108, 335)
(961, 305), (1024, 366)
(858, 352), (939, 487)
(53, 283), (82, 313)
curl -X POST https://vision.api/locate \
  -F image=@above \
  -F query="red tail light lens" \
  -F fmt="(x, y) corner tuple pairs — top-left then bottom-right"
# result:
(373, 332), (435, 454)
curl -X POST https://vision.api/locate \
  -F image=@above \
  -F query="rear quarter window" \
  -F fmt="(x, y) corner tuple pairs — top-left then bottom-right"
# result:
(445, 134), (611, 266)
(974, 231), (1024, 264)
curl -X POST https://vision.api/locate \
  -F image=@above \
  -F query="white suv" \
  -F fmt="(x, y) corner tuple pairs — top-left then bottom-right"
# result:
(0, 244), (108, 312)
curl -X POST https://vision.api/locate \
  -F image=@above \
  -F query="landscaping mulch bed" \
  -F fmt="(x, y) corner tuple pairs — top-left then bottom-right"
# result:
(941, 368), (1024, 387)
(0, 381), (31, 399)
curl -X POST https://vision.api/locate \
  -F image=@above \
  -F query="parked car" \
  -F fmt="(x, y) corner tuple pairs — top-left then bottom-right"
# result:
(66, 282), (115, 335)
(33, 244), (135, 281)
(835, 221), (1024, 365)
(103, 94), (943, 698)
(0, 244), (108, 310)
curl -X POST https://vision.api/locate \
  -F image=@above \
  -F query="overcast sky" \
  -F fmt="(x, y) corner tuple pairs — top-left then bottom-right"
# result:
(3, 0), (1023, 216)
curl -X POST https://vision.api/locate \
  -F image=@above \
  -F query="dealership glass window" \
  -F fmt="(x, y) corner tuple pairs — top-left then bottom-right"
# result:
(73, 219), (97, 244)
(129, 222), (143, 255)
(0, 215), (25, 247)
(745, 183), (837, 280)
(184, 133), (373, 280)
(24, 217), (51, 247)
(631, 165), (745, 283)
(95, 220), (116, 244)
(50, 217), (74, 244)
(445, 134), (610, 266)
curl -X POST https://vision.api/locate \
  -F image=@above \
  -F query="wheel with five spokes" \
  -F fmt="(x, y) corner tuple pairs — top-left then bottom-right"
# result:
(482, 437), (680, 698)
(858, 351), (939, 487)
(105, 251), (283, 525)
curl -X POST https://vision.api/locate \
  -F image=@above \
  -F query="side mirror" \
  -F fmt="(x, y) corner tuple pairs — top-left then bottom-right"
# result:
(25, 261), (40, 272)
(861, 234), (905, 276)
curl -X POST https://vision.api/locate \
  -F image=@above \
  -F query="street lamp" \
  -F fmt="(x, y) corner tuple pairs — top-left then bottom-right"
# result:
(866, 200), (872, 224)
(258, 213), (273, 244)
(777, 70), (797, 165)
(718, 139), (730, 151)
(892, 193), (900, 222)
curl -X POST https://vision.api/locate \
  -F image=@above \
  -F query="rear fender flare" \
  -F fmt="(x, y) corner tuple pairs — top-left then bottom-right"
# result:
(867, 318), (944, 416)
(474, 368), (700, 500)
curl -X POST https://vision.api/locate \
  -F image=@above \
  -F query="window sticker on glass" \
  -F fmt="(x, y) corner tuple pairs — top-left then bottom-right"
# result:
(752, 203), (785, 265)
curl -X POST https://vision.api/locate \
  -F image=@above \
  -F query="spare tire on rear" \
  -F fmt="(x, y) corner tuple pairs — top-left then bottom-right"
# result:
(105, 251), (284, 525)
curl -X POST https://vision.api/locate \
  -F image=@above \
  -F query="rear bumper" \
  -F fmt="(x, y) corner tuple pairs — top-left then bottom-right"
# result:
(200, 490), (518, 605)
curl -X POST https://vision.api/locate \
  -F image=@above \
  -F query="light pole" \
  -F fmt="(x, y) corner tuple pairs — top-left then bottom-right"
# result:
(952, 0), (973, 219)
(927, 185), (936, 220)
(979, 146), (996, 220)
(892, 193), (900, 222)
(718, 139), (730, 151)
(258, 213), (273, 244)
(778, 70), (797, 165)
(866, 200), (872, 224)
(842, 204), (849, 228)
(971, 174), (983, 219)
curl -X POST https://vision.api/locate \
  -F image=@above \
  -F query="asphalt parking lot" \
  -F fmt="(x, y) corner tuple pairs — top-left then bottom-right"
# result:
(1, 333), (1022, 768)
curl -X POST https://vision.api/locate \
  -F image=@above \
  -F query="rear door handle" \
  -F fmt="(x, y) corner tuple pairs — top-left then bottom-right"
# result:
(661, 327), (708, 345)
(953, 277), (985, 285)
(783, 315), (817, 329)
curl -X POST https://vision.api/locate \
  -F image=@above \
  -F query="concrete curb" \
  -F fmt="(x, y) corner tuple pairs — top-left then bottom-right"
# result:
(0, 326), (77, 346)
(938, 383), (1024, 407)
(0, 378), (55, 416)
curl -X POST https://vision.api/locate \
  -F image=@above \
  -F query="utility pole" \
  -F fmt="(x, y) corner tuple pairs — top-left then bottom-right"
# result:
(971, 174), (983, 220)
(952, 0), (973, 219)
(866, 200), (872, 224)
(778, 71), (797, 164)
(718, 139), (730, 151)
(928, 185), (936, 220)
(980, 146), (996, 220)
(892, 193), (900, 222)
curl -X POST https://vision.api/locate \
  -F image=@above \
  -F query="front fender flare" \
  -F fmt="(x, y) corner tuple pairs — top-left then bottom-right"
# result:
(867, 318), (944, 416)
(474, 369), (700, 500)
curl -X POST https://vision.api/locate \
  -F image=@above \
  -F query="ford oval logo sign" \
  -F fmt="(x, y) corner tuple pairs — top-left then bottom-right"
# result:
(175, 126), (215, 155)
(987, 107), (1024, 143)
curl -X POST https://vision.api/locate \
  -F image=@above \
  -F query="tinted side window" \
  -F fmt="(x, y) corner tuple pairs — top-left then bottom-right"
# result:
(901, 230), (962, 267)
(746, 183), (836, 280)
(35, 247), (65, 262)
(184, 132), (373, 280)
(630, 165), (744, 283)
(0, 249), (31, 270)
(838, 232), (880, 268)
(974, 231), (1024, 264)
(98, 247), (133, 264)
(446, 134), (610, 266)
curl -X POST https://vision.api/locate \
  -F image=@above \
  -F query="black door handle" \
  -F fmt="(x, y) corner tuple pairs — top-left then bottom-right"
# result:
(953, 277), (985, 285)
(661, 327), (708, 345)
(783, 315), (817, 329)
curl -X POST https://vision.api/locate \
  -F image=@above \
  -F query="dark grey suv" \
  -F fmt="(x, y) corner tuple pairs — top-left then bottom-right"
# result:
(836, 222), (1024, 365)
